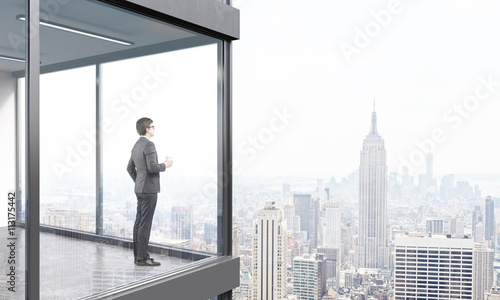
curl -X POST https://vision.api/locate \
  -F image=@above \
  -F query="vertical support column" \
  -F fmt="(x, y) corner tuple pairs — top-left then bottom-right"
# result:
(218, 1), (233, 298)
(217, 38), (233, 258)
(222, 39), (233, 257)
(26, 0), (40, 298)
(96, 64), (103, 235)
(15, 79), (21, 220)
(217, 38), (234, 300)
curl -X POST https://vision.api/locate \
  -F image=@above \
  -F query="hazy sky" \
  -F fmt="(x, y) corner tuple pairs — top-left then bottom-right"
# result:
(231, 0), (500, 181)
(26, 44), (218, 182)
(16, 0), (500, 192)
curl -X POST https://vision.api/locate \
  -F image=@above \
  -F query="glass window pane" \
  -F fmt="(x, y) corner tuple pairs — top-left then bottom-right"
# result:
(35, 0), (221, 298)
(40, 66), (96, 233)
(101, 44), (218, 255)
(1, 0), (26, 299)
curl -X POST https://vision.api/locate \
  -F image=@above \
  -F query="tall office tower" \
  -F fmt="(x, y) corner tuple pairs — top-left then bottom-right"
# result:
(476, 222), (486, 243)
(456, 220), (465, 235)
(294, 194), (312, 240)
(394, 233), (474, 300)
(342, 224), (354, 262)
(251, 202), (287, 300)
(171, 206), (193, 243)
(473, 206), (484, 238)
(450, 216), (465, 235)
(284, 195), (295, 233)
(292, 253), (326, 300)
(293, 215), (301, 232)
(426, 219), (444, 234)
(282, 183), (291, 198)
(450, 217), (458, 234)
(324, 201), (341, 248)
(426, 153), (433, 187)
(474, 243), (494, 300)
(355, 106), (389, 269)
(312, 198), (320, 250)
(317, 247), (340, 289)
(485, 196), (495, 242)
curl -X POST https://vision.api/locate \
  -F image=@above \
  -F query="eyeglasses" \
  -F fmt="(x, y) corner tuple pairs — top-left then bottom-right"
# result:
(148, 126), (155, 129)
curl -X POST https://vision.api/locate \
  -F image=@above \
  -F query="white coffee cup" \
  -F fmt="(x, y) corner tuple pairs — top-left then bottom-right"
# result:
(166, 156), (173, 163)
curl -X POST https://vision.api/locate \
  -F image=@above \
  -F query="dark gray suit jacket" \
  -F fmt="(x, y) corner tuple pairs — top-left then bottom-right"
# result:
(127, 137), (166, 193)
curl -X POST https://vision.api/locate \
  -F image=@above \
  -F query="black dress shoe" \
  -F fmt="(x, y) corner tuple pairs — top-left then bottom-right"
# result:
(136, 258), (161, 266)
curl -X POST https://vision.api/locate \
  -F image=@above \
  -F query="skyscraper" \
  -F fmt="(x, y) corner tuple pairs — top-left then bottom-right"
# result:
(251, 202), (287, 300)
(324, 201), (341, 248)
(355, 106), (389, 269)
(317, 247), (341, 289)
(473, 206), (484, 239)
(485, 196), (495, 242)
(282, 183), (291, 198)
(426, 219), (444, 234)
(474, 243), (494, 300)
(450, 216), (465, 235)
(171, 206), (193, 244)
(312, 198), (320, 250)
(394, 233), (474, 299)
(292, 253), (326, 300)
(284, 194), (295, 233)
(294, 194), (312, 240)
(476, 222), (486, 243)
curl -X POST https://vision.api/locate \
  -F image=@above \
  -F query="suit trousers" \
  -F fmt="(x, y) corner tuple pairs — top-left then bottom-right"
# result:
(133, 193), (158, 260)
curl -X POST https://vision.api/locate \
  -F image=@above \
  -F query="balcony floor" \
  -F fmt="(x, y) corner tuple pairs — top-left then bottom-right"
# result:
(0, 228), (206, 299)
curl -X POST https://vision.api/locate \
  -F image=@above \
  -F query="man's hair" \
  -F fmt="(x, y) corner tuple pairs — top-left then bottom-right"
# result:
(136, 117), (153, 135)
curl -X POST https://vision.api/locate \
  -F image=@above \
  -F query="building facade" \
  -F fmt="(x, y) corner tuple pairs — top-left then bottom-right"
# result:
(426, 219), (444, 234)
(474, 243), (494, 300)
(355, 107), (389, 269)
(324, 201), (341, 248)
(292, 253), (326, 300)
(485, 196), (495, 242)
(316, 247), (340, 289)
(171, 206), (193, 245)
(394, 233), (474, 299)
(251, 202), (287, 300)
(294, 194), (312, 241)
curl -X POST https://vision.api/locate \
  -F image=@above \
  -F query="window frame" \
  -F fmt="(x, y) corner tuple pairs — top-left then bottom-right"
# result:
(21, 0), (239, 299)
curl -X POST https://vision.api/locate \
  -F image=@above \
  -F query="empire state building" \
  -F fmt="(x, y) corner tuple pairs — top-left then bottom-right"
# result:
(355, 105), (389, 269)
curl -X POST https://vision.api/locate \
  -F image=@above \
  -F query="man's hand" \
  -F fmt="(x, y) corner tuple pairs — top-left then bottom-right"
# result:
(165, 160), (173, 168)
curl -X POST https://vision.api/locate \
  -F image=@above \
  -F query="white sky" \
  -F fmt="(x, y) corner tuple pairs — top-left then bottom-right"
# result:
(232, 0), (500, 180)
(13, 0), (500, 189)
(31, 44), (218, 182)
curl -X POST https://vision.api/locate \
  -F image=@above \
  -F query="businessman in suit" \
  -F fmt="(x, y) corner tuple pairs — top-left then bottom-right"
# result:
(127, 117), (172, 266)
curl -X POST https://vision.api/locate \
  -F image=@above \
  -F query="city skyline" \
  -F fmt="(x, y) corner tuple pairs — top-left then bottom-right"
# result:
(355, 108), (389, 269)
